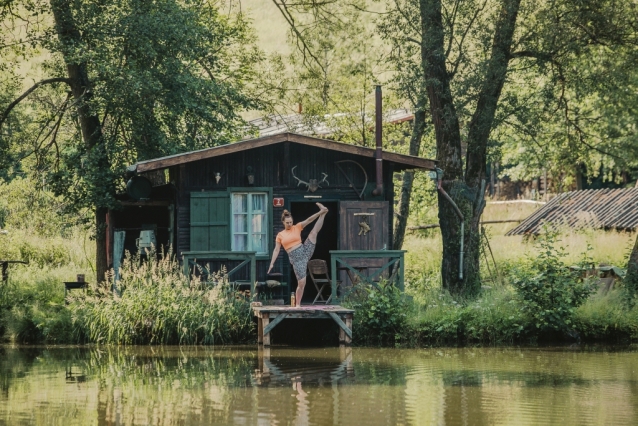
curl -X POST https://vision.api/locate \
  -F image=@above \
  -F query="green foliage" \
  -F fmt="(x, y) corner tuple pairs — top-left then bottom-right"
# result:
(3, 302), (77, 344)
(1, 0), (263, 224)
(0, 255), (84, 344)
(345, 282), (409, 346)
(412, 288), (526, 345)
(510, 231), (596, 334)
(572, 290), (638, 342)
(0, 177), (82, 237)
(70, 252), (255, 345)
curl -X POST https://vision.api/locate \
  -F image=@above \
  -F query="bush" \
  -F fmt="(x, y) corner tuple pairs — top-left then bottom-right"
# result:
(3, 302), (78, 344)
(510, 231), (595, 335)
(573, 291), (638, 342)
(412, 287), (526, 345)
(0, 267), (81, 344)
(345, 282), (409, 346)
(70, 251), (255, 345)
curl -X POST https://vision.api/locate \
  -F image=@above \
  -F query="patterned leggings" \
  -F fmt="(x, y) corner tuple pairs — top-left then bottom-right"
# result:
(288, 240), (316, 280)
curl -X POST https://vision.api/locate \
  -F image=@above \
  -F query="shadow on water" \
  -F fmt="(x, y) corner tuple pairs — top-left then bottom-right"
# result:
(254, 346), (354, 386)
(268, 318), (340, 346)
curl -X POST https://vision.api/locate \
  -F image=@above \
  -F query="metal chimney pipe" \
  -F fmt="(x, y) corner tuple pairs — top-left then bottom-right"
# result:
(372, 85), (383, 196)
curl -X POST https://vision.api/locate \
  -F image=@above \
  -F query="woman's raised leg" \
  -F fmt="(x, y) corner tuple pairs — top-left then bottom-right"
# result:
(308, 203), (328, 244)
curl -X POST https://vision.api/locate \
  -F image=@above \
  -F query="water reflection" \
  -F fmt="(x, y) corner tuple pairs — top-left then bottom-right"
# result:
(0, 345), (637, 425)
(255, 346), (354, 385)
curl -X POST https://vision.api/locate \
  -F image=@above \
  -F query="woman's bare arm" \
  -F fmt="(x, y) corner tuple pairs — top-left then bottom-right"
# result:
(268, 241), (282, 274)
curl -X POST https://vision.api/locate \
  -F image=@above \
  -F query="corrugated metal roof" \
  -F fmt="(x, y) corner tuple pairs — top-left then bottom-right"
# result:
(247, 109), (414, 138)
(505, 188), (638, 235)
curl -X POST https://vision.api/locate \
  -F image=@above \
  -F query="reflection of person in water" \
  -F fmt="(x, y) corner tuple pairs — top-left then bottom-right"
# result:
(292, 376), (309, 426)
(268, 203), (328, 307)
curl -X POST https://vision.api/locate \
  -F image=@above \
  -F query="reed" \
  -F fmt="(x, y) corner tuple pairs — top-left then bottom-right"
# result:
(70, 251), (254, 345)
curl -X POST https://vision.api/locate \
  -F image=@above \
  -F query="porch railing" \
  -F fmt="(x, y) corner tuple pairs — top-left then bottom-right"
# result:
(182, 250), (257, 295)
(329, 250), (406, 304)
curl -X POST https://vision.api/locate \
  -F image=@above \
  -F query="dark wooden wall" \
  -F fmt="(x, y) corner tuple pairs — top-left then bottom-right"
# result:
(177, 142), (383, 190)
(166, 142), (396, 285)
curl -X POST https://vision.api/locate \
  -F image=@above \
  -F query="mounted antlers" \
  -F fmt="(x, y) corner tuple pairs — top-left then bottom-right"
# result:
(291, 166), (329, 192)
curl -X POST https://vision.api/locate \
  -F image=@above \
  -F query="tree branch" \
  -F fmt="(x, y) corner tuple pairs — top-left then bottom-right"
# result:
(449, 0), (488, 78)
(0, 77), (71, 132)
(271, 0), (326, 74)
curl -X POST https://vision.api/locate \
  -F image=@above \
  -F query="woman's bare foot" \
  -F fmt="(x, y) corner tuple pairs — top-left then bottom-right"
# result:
(316, 203), (328, 215)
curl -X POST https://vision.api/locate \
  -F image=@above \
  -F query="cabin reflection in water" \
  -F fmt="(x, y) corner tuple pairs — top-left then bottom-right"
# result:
(254, 346), (354, 386)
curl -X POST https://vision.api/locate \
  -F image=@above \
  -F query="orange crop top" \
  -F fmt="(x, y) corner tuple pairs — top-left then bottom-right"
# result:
(276, 223), (304, 250)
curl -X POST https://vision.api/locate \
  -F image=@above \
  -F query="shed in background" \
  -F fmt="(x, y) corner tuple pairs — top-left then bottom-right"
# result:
(506, 188), (638, 236)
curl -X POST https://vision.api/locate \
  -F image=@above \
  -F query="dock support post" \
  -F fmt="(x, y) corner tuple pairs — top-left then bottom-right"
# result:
(258, 315), (263, 344)
(345, 314), (352, 345)
(262, 313), (271, 346)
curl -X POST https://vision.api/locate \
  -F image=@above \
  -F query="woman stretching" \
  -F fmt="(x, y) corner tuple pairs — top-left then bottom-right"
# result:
(268, 203), (328, 307)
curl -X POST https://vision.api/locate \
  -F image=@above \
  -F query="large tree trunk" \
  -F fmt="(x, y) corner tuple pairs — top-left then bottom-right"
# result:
(393, 105), (427, 250)
(50, 0), (112, 283)
(465, 0), (521, 188)
(625, 233), (638, 305)
(419, 0), (470, 294)
(419, 0), (520, 296)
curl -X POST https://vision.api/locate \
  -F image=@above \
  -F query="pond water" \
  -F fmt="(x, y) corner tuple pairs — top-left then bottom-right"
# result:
(1, 345), (637, 425)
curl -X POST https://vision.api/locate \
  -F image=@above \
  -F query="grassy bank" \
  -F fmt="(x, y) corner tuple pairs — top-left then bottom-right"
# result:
(2, 194), (637, 346)
(351, 206), (638, 346)
(0, 229), (94, 343)
(0, 238), (254, 344)
(348, 285), (638, 347)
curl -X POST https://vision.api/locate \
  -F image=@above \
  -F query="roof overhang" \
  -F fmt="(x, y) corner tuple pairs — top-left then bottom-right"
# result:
(129, 132), (437, 173)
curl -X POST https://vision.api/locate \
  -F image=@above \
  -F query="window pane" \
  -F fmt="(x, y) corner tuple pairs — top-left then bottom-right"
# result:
(233, 214), (247, 233)
(252, 194), (266, 212)
(234, 234), (247, 251)
(232, 194), (247, 213)
(252, 233), (266, 254)
(251, 213), (264, 233)
(230, 192), (269, 254)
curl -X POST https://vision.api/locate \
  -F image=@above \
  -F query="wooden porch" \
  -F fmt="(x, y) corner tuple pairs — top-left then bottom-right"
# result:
(182, 249), (406, 306)
(329, 249), (406, 304)
(253, 305), (354, 346)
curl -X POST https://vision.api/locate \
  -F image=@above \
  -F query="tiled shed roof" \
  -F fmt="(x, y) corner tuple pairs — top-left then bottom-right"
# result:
(247, 109), (414, 137)
(506, 188), (638, 235)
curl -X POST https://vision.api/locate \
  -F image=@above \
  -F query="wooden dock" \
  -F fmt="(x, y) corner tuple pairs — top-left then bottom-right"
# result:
(253, 305), (354, 346)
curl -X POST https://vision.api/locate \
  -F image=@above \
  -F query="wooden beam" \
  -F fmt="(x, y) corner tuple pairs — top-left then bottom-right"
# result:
(136, 133), (288, 172)
(263, 313), (287, 335)
(408, 219), (522, 230)
(327, 312), (352, 339)
(133, 132), (437, 173)
(117, 200), (172, 206)
(381, 151), (437, 170)
(262, 313), (270, 346)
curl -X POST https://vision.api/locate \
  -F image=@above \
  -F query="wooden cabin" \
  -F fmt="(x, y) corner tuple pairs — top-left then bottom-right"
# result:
(108, 133), (436, 304)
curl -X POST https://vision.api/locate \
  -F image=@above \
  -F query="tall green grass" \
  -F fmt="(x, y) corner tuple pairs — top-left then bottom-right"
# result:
(0, 228), (95, 343)
(70, 252), (255, 345)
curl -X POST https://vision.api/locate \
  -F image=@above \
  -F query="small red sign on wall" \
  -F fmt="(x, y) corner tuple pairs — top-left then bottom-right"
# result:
(273, 197), (284, 207)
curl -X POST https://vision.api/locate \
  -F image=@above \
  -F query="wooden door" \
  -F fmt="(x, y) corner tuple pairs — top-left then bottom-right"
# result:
(338, 201), (389, 285)
(339, 201), (389, 251)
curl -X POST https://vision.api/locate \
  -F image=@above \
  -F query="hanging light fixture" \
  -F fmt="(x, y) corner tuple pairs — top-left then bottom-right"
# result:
(246, 166), (255, 185)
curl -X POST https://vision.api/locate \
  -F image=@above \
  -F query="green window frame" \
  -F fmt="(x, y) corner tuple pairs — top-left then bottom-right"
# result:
(190, 187), (273, 260)
(229, 188), (273, 258)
